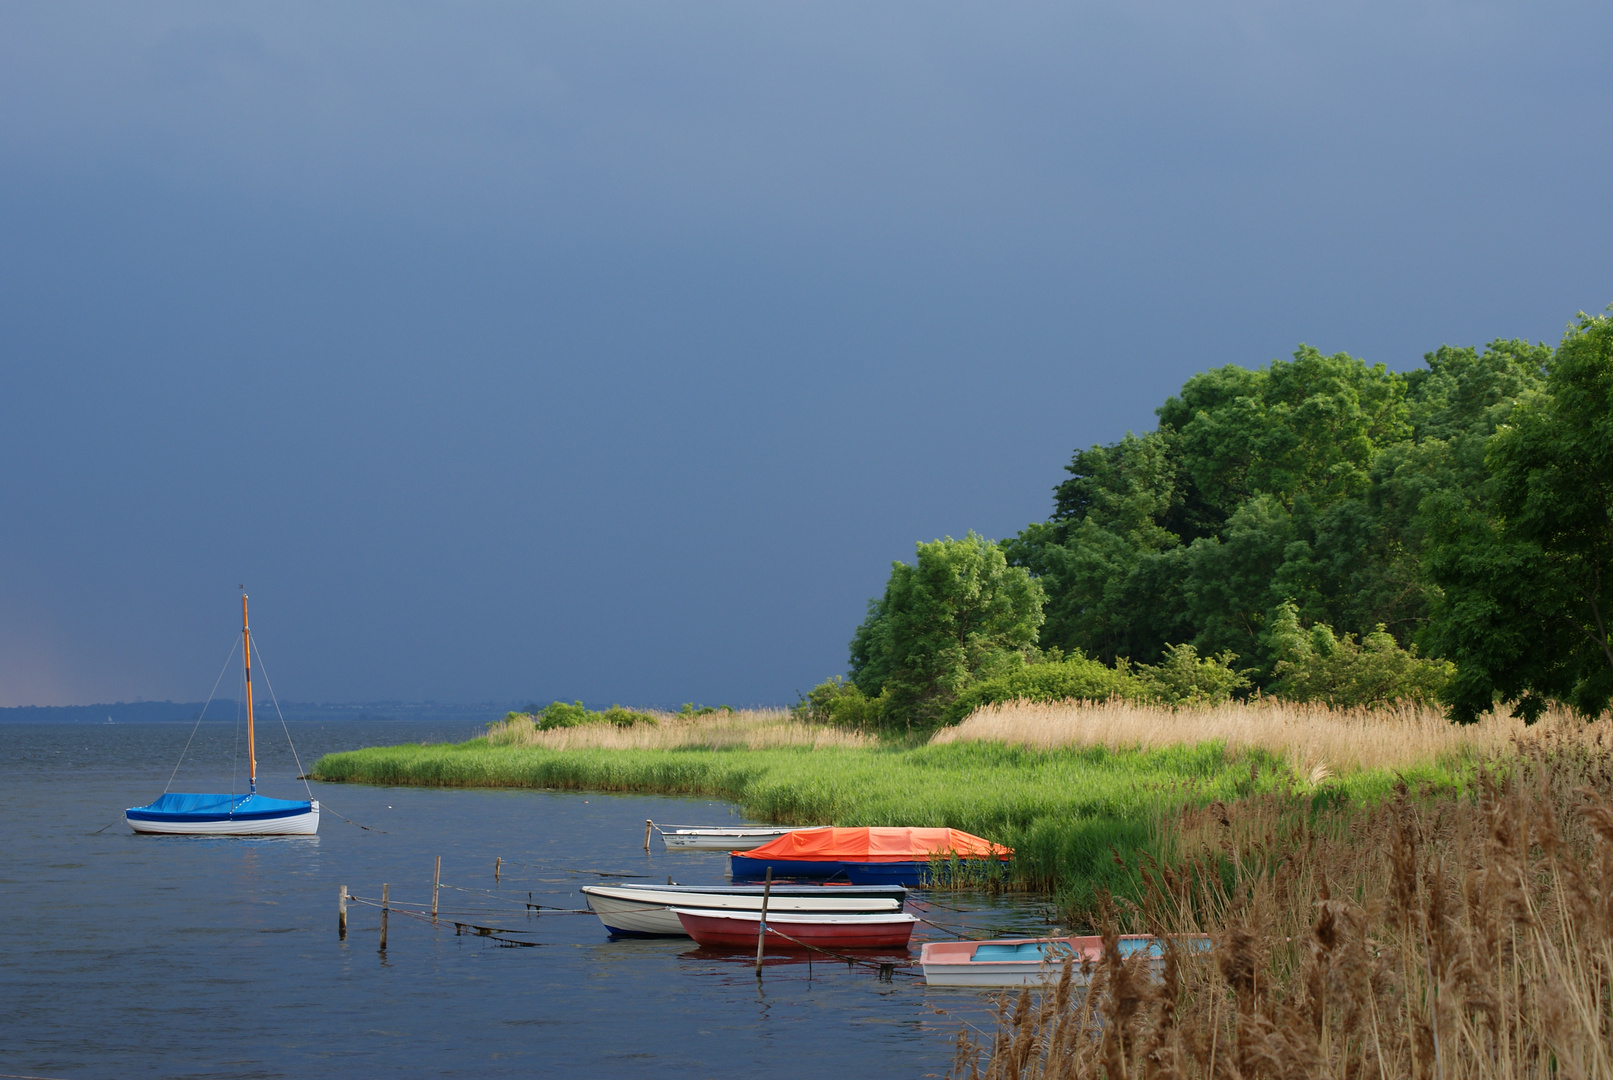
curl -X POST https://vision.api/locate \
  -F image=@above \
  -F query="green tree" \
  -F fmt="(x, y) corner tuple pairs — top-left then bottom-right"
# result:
(850, 533), (1045, 730)
(1005, 336), (1551, 680)
(1425, 311), (1613, 721)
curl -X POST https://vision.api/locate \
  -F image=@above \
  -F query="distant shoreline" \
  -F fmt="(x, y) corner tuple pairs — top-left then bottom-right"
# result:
(0, 701), (517, 724)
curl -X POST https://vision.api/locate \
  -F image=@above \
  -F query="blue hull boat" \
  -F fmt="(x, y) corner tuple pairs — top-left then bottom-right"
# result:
(729, 855), (931, 887)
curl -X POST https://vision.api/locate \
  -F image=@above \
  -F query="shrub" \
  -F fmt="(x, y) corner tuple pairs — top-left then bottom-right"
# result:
(939, 653), (1147, 727)
(1132, 643), (1251, 705)
(534, 700), (658, 730)
(1266, 600), (1453, 707)
(793, 677), (886, 729)
(677, 703), (735, 718)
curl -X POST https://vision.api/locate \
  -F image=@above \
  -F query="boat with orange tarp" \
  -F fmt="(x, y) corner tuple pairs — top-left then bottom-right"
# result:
(729, 826), (1011, 887)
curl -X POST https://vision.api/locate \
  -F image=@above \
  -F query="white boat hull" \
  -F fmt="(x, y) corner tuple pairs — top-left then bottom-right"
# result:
(582, 884), (903, 937)
(126, 803), (320, 836)
(658, 827), (797, 851)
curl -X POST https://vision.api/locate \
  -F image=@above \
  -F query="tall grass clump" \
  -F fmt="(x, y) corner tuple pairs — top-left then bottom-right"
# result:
(950, 733), (1613, 1079)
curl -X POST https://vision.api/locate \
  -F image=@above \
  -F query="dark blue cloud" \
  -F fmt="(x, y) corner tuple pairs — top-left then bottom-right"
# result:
(2, 1), (1609, 704)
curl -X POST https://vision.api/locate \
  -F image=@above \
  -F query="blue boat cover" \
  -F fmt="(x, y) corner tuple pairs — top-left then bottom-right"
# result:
(126, 792), (313, 822)
(974, 942), (1069, 961)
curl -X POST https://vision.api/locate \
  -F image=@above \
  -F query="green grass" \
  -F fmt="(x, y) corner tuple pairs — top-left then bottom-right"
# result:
(311, 737), (1476, 923)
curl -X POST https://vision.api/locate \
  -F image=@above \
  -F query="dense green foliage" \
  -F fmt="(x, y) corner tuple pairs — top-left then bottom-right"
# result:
(830, 310), (1613, 726)
(1266, 602), (1454, 707)
(1132, 644), (1252, 706)
(511, 701), (659, 730)
(937, 653), (1147, 726)
(312, 735), (1473, 921)
(848, 532), (1044, 730)
(1425, 311), (1613, 721)
(1005, 341), (1552, 673)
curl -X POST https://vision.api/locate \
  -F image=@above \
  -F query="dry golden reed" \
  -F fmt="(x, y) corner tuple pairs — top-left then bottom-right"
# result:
(935, 697), (1613, 777)
(482, 707), (875, 752)
(951, 731), (1613, 1080)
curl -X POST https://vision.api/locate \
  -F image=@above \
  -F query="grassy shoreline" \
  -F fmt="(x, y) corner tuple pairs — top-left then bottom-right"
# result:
(310, 703), (1517, 917)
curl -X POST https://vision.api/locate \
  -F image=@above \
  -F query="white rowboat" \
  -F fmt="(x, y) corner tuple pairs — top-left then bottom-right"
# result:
(582, 883), (906, 937)
(650, 823), (798, 850)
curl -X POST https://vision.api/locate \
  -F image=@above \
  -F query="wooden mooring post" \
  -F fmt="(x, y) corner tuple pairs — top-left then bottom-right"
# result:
(338, 885), (348, 940)
(379, 883), (389, 952)
(432, 856), (441, 922)
(644, 819), (653, 851)
(754, 867), (773, 975)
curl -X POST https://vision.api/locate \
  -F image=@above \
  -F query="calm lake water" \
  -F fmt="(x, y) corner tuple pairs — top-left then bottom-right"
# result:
(0, 721), (1055, 1079)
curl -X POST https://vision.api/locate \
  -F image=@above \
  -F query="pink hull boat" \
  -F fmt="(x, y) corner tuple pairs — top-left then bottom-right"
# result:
(673, 907), (917, 949)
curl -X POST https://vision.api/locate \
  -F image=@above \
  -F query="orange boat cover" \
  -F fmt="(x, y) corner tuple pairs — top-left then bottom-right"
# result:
(740, 827), (1011, 863)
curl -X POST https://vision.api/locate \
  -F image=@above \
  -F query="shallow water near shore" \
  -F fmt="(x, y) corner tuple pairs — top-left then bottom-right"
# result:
(0, 721), (1055, 1079)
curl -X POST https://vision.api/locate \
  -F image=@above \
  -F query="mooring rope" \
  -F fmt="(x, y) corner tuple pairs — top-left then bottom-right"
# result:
(316, 800), (387, 833)
(435, 882), (590, 912)
(347, 895), (546, 946)
(756, 925), (923, 977)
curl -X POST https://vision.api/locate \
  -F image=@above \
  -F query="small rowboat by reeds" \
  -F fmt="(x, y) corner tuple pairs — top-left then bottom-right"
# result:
(919, 934), (1210, 987)
(649, 822), (798, 850)
(673, 908), (918, 949)
(581, 883), (907, 937)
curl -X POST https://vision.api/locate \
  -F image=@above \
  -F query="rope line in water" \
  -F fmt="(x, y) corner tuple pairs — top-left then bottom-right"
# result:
(317, 801), (387, 833)
(496, 860), (649, 878)
(347, 896), (545, 945)
(373, 883), (591, 914)
(757, 925), (923, 977)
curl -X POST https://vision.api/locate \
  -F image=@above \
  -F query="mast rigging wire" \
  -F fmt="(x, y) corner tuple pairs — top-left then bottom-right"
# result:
(163, 635), (240, 794)
(247, 637), (314, 801)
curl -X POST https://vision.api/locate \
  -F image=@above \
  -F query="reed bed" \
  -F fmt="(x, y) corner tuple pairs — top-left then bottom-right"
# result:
(951, 731), (1613, 1079)
(936, 697), (1611, 777)
(483, 708), (874, 751)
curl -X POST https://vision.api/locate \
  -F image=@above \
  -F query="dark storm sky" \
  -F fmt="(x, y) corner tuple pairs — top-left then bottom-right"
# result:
(2, 2), (1609, 707)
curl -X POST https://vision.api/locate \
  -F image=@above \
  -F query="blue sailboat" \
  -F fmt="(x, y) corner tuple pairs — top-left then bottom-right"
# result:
(125, 595), (319, 835)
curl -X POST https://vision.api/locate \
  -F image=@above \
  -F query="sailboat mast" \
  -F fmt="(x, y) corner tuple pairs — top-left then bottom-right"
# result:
(242, 593), (256, 793)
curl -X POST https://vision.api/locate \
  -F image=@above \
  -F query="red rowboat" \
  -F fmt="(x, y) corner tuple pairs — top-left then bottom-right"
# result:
(672, 907), (917, 949)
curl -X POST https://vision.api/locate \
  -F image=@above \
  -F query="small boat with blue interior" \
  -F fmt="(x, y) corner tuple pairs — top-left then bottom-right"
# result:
(125, 595), (318, 836)
(919, 934), (1211, 987)
(581, 882), (907, 937)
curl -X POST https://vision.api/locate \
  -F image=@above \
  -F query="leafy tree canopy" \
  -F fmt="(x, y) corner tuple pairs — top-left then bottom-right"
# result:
(1425, 311), (1613, 721)
(849, 532), (1044, 730)
(1004, 339), (1552, 684)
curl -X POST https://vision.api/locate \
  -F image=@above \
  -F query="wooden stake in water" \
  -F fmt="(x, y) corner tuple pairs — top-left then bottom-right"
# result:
(379, 883), (389, 952)
(432, 856), (441, 922)
(338, 885), (348, 940)
(644, 819), (653, 851)
(754, 867), (772, 974)
(495, 857), (501, 882)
